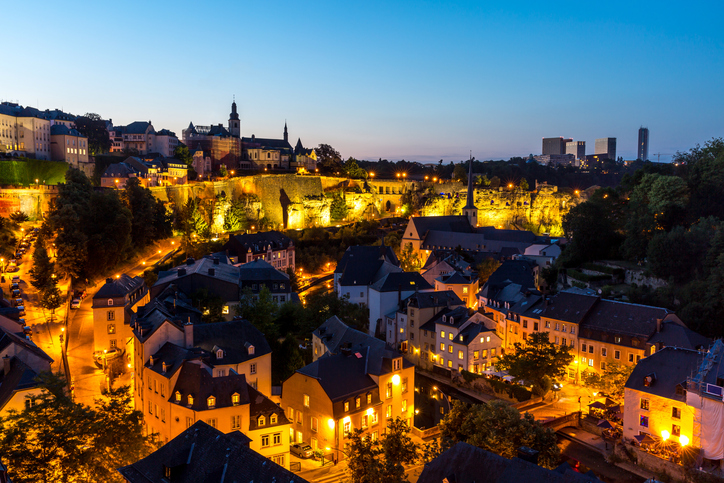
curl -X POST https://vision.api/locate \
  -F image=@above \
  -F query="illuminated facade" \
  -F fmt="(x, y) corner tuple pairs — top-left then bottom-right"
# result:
(49, 124), (89, 165)
(91, 275), (149, 356)
(0, 103), (51, 159)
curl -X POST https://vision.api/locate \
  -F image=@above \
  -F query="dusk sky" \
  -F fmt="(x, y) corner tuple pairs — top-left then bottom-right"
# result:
(4, 1), (723, 163)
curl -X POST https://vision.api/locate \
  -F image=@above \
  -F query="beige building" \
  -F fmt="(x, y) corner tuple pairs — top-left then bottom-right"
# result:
(434, 271), (479, 309)
(0, 103), (51, 159)
(92, 275), (149, 356)
(50, 124), (89, 165)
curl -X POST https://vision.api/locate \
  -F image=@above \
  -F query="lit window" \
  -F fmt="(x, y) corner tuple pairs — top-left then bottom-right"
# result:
(641, 399), (650, 410)
(271, 414), (278, 424)
(207, 396), (216, 409)
(458, 350), (464, 360)
(640, 415), (649, 427)
(367, 393), (372, 404)
(344, 401), (350, 412)
(448, 333), (453, 341)
(386, 405), (392, 418)
(258, 415), (266, 426)
(355, 396), (361, 408)
(304, 394), (310, 407)
(175, 391), (181, 403)
(232, 393), (240, 406)
(188, 395), (194, 406)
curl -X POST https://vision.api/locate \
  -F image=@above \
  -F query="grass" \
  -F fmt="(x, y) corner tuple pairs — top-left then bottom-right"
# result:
(0, 158), (69, 185)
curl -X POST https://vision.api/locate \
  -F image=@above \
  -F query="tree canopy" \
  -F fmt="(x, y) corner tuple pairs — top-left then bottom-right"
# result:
(346, 417), (418, 483)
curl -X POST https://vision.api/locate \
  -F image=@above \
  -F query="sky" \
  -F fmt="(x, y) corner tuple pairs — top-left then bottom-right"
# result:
(3, 1), (723, 163)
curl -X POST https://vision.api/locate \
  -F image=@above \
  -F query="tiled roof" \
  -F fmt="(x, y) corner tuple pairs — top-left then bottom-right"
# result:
(118, 421), (307, 483)
(93, 274), (145, 299)
(624, 347), (700, 401)
(406, 290), (464, 309)
(369, 271), (433, 293)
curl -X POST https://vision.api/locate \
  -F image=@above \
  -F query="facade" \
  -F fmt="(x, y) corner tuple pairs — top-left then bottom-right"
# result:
(594, 137), (617, 161)
(281, 332), (415, 463)
(638, 126), (649, 161)
(565, 140), (586, 160)
(292, 138), (318, 172)
(225, 231), (295, 271)
(430, 307), (501, 373)
(0, 317), (54, 415)
(532, 154), (576, 166)
(100, 157), (188, 188)
(0, 103), (51, 159)
(238, 259), (295, 304)
(191, 149), (212, 178)
(242, 133), (294, 170)
(92, 275), (149, 355)
(118, 420), (307, 482)
(334, 245), (400, 307)
(367, 272), (433, 337)
(541, 137), (572, 155)
(49, 124), (89, 165)
(183, 102), (242, 171)
(434, 271), (479, 309)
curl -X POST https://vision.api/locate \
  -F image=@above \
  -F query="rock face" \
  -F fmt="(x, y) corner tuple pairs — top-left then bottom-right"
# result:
(422, 184), (578, 236)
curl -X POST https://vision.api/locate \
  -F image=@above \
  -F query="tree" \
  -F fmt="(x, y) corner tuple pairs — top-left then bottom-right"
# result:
(439, 400), (560, 469)
(344, 157), (368, 179)
(123, 177), (171, 247)
(452, 163), (468, 185)
(39, 284), (62, 321)
(330, 192), (349, 221)
(561, 201), (620, 265)
(398, 242), (423, 272)
(475, 258), (500, 284)
(74, 113), (111, 155)
(173, 144), (193, 166)
(495, 332), (573, 395)
(520, 178), (530, 191)
(0, 373), (155, 483)
(29, 236), (54, 291)
(316, 144), (343, 173)
(346, 417), (418, 483)
(581, 362), (633, 400)
(236, 286), (279, 339)
(489, 176), (501, 189)
(9, 211), (29, 223)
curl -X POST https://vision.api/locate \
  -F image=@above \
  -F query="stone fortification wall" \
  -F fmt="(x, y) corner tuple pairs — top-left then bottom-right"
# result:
(0, 187), (58, 220)
(422, 184), (578, 236)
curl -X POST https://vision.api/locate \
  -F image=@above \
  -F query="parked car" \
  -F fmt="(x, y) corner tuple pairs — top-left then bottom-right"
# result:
(16, 306), (25, 316)
(290, 443), (313, 459)
(11, 289), (20, 298)
(13, 298), (23, 307)
(11, 275), (20, 283)
(10, 283), (19, 291)
(71, 299), (81, 309)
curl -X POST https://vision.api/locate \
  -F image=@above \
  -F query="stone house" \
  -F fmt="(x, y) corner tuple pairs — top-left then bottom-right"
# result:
(92, 274), (149, 355)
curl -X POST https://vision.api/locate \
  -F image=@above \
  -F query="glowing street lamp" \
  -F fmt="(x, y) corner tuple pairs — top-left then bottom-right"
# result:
(369, 172), (375, 178)
(661, 430), (670, 441)
(680, 435), (689, 446)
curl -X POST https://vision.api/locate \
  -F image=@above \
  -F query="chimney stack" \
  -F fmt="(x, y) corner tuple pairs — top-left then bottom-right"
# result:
(184, 320), (194, 348)
(517, 446), (539, 465)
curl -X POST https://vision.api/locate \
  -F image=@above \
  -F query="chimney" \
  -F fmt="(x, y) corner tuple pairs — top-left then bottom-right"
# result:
(184, 321), (193, 348)
(3, 355), (10, 376)
(340, 342), (352, 356)
(178, 268), (186, 277)
(213, 257), (219, 265)
(186, 258), (195, 266)
(150, 355), (155, 366)
(517, 446), (539, 465)
(208, 268), (215, 276)
(656, 318), (662, 333)
(106, 278), (113, 284)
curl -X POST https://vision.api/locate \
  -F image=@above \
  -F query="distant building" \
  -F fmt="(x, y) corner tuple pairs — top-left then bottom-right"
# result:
(50, 124), (89, 165)
(292, 138), (318, 172)
(241, 132), (294, 171)
(100, 157), (187, 188)
(182, 101), (242, 172)
(106, 121), (179, 157)
(541, 137), (572, 155)
(334, 244), (400, 307)
(638, 126), (649, 161)
(225, 231), (295, 271)
(595, 137), (617, 161)
(532, 154), (576, 166)
(565, 140), (586, 160)
(118, 420), (306, 481)
(0, 103), (51, 159)
(92, 275), (149, 355)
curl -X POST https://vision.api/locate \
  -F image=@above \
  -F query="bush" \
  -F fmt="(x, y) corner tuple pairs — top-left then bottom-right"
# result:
(0, 158), (69, 186)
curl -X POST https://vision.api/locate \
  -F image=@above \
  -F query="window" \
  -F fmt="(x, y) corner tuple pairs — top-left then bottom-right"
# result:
(311, 417), (318, 432)
(344, 401), (350, 412)
(555, 323), (560, 331)
(561, 324), (566, 333)
(581, 357), (588, 365)
(402, 399), (407, 412)
(107, 323), (115, 334)
(386, 382), (392, 398)
(474, 350), (479, 359)
(448, 345), (453, 353)
(206, 418), (217, 429)
(523, 320), (528, 329)
(448, 360), (452, 367)
(441, 331), (446, 339)
(672, 424), (681, 437)
(588, 359), (593, 367)
(562, 338), (567, 346)
(273, 433), (281, 445)
(440, 343), (445, 352)
(175, 391), (181, 403)
(271, 414), (278, 424)
(545, 321), (551, 329)
(570, 326), (575, 335)
(386, 405), (392, 418)
(355, 396), (361, 408)
(262, 434), (270, 447)
(362, 415), (368, 429)
(615, 336), (622, 344)
(372, 411), (379, 424)
(304, 394), (310, 407)
(601, 361), (606, 370)
(614, 350), (621, 360)
(482, 349), (488, 358)
(287, 407), (294, 420)
(640, 416), (649, 428)
(367, 393), (372, 404)
(640, 398), (650, 410)
(107, 310), (115, 321)
(402, 377), (408, 393)
(107, 299), (114, 306)
(207, 396), (216, 409)
(248, 345), (255, 355)
(601, 347), (607, 357)
(250, 363), (257, 374)
(360, 292), (364, 298)
(272, 454), (284, 466)
(343, 419), (351, 435)
(629, 353), (634, 363)
(458, 350), (464, 360)
(555, 336), (559, 344)
(582, 343), (587, 352)
(448, 333), (453, 341)
(186, 417), (193, 428)
(148, 400), (152, 413)
(188, 395), (194, 406)
(258, 415), (266, 426)
(231, 415), (241, 430)
(491, 348), (496, 356)
(672, 407), (681, 419)
(232, 393), (240, 406)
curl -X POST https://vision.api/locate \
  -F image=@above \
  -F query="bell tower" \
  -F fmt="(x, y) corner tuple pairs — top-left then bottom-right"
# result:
(228, 97), (240, 138)
(462, 155), (478, 227)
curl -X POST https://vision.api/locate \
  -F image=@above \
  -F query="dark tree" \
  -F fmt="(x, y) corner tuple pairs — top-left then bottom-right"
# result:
(74, 113), (112, 156)
(315, 144), (343, 173)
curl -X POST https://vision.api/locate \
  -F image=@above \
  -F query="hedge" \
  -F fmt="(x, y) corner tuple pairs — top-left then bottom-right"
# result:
(0, 158), (69, 186)
(460, 370), (532, 402)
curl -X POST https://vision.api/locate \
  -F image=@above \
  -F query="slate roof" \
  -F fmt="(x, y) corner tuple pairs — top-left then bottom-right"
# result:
(336, 245), (400, 287)
(238, 258), (290, 282)
(155, 257), (241, 287)
(647, 322), (710, 351)
(124, 121), (154, 135)
(369, 271), (433, 293)
(437, 270), (477, 285)
(225, 230), (293, 257)
(170, 361), (253, 411)
(297, 350), (378, 402)
(313, 316), (384, 356)
(417, 442), (599, 483)
(192, 318), (272, 364)
(242, 136), (293, 151)
(118, 421), (308, 483)
(0, 357), (41, 411)
(0, 325), (54, 364)
(50, 124), (83, 137)
(101, 162), (137, 179)
(480, 259), (537, 301)
(431, 306), (473, 329)
(408, 216), (473, 236)
(541, 291), (599, 324)
(93, 274), (145, 299)
(624, 347), (701, 402)
(406, 290), (464, 309)
(582, 299), (674, 338)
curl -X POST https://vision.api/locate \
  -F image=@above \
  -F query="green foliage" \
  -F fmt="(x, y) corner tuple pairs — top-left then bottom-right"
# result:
(330, 192), (349, 221)
(346, 417), (418, 483)
(271, 335), (306, 385)
(0, 158), (69, 186)
(0, 373), (156, 483)
(123, 177), (172, 247)
(489, 176), (501, 189)
(173, 144), (194, 166)
(9, 211), (29, 223)
(476, 258), (501, 284)
(191, 288), (225, 323)
(496, 332), (573, 395)
(236, 286), (279, 338)
(344, 157), (368, 179)
(566, 269), (610, 283)
(39, 283), (62, 314)
(315, 144), (343, 173)
(219, 165), (228, 177)
(581, 362), (633, 400)
(561, 200), (622, 265)
(398, 242), (422, 272)
(439, 400), (560, 469)
(29, 236), (54, 291)
(223, 199), (248, 232)
(519, 178), (530, 191)
(74, 113), (111, 156)
(452, 163), (468, 185)
(541, 267), (559, 292)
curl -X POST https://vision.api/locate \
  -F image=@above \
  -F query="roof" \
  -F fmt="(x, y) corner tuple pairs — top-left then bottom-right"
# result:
(170, 362), (252, 412)
(297, 350), (379, 402)
(313, 316), (384, 356)
(50, 124), (84, 137)
(336, 245), (400, 287)
(437, 270), (477, 285)
(369, 271), (433, 293)
(406, 290), (464, 309)
(0, 357), (41, 411)
(625, 347), (701, 402)
(225, 230), (293, 257)
(237, 258), (290, 282)
(480, 259), (537, 301)
(93, 274), (145, 300)
(192, 318), (272, 364)
(124, 121), (154, 135)
(431, 306), (473, 329)
(155, 257), (241, 287)
(541, 291), (599, 324)
(582, 299), (674, 338)
(118, 421), (308, 483)
(408, 216), (473, 237)
(0, 325), (54, 365)
(242, 136), (293, 151)
(417, 442), (599, 483)
(101, 162), (137, 179)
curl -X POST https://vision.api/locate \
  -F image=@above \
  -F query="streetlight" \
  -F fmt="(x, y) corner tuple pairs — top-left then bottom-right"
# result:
(369, 172), (375, 178)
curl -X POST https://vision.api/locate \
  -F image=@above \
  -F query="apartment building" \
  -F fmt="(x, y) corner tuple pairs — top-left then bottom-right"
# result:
(92, 274), (149, 355)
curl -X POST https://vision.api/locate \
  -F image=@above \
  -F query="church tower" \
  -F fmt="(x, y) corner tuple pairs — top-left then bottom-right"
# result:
(283, 122), (288, 143)
(462, 156), (478, 227)
(228, 98), (240, 137)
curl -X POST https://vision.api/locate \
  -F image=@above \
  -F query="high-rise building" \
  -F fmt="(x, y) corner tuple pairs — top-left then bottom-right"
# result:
(565, 141), (586, 160)
(638, 127), (649, 161)
(595, 137), (617, 161)
(542, 137), (572, 155)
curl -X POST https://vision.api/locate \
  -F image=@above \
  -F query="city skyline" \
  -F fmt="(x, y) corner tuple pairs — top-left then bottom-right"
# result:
(3, 1), (723, 162)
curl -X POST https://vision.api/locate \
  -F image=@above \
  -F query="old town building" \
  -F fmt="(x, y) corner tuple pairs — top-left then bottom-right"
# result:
(92, 274), (149, 356)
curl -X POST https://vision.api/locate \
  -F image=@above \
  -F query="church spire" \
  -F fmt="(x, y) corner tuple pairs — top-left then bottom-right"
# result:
(283, 121), (288, 142)
(462, 153), (478, 227)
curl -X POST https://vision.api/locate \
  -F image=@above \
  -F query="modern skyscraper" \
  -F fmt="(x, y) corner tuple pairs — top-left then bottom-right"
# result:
(565, 141), (586, 160)
(638, 127), (649, 161)
(595, 137), (617, 161)
(542, 137), (572, 155)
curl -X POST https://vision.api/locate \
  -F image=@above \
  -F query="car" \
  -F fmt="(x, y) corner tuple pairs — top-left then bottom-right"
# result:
(11, 290), (20, 298)
(290, 443), (313, 459)
(71, 299), (81, 309)
(13, 298), (23, 307)
(23, 326), (32, 335)
(11, 275), (20, 283)
(10, 283), (19, 291)
(16, 306), (25, 316)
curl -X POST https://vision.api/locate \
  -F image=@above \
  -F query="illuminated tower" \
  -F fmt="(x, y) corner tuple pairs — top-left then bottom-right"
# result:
(638, 127), (649, 161)
(462, 156), (478, 227)
(228, 98), (240, 138)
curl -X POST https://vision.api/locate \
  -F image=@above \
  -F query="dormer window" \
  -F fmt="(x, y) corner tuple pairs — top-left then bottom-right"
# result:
(248, 345), (255, 355)
(393, 357), (402, 371)
(355, 396), (361, 408)
(216, 349), (223, 359)
(459, 335), (463, 342)
(367, 392), (372, 404)
(449, 317), (454, 324)
(108, 299), (113, 306)
(442, 316), (446, 323)
(344, 401), (350, 412)
(232, 393), (240, 406)
(175, 391), (181, 403)
(271, 414), (278, 424)
(162, 362), (167, 373)
(188, 395), (194, 406)
(207, 396), (216, 409)
(258, 415), (266, 426)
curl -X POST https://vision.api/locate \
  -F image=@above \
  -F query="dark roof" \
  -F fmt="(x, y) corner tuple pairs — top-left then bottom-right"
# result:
(583, 299), (674, 338)
(336, 245), (400, 287)
(225, 230), (293, 257)
(0, 326), (54, 364)
(0, 357), (41, 411)
(406, 290), (464, 309)
(192, 318), (272, 364)
(118, 421), (308, 483)
(50, 124), (83, 137)
(313, 316), (384, 356)
(625, 347), (701, 402)
(101, 162), (137, 179)
(93, 274), (145, 299)
(155, 257), (241, 287)
(370, 271), (433, 292)
(481, 259), (537, 301)
(242, 137), (293, 151)
(409, 216), (473, 236)
(542, 291), (599, 324)
(477, 226), (547, 244)
(437, 270), (477, 285)
(238, 258), (290, 282)
(170, 362), (252, 412)
(296, 350), (379, 402)
(124, 121), (154, 135)
(417, 442), (599, 483)
(430, 306), (472, 329)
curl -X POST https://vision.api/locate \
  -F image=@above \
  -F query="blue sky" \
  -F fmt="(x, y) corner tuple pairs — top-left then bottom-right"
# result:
(4, 1), (723, 162)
